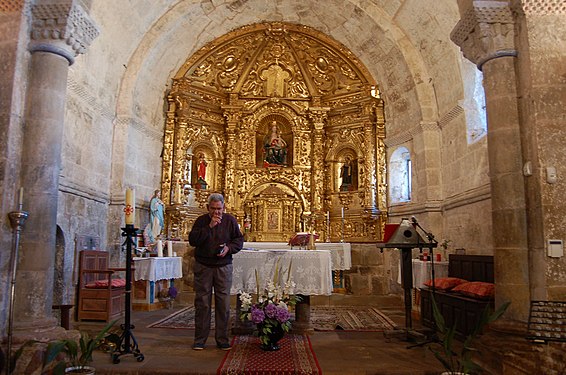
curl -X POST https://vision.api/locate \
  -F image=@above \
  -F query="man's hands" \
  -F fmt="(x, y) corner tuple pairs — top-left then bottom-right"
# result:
(209, 213), (222, 228)
(217, 243), (228, 257)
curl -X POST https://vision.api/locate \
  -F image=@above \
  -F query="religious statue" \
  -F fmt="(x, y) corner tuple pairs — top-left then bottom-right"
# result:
(263, 121), (288, 166)
(145, 189), (165, 243)
(197, 153), (207, 180)
(195, 153), (208, 189)
(340, 157), (353, 191)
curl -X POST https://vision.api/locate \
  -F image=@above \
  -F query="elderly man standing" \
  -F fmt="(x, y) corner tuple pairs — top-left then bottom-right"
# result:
(189, 193), (244, 350)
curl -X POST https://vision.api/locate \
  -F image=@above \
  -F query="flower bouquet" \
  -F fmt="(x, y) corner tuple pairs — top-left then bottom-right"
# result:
(239, 261), (300, 351)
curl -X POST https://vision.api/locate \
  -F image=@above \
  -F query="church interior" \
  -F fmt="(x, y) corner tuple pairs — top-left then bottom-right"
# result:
(1, 0), (566, 374)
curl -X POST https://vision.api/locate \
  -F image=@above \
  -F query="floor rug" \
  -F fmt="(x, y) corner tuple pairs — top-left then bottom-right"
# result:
(216, 334), (321, 375)
(148, 306), (396, 331)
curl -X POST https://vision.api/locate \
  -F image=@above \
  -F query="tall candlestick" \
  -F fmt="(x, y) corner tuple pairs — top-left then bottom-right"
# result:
(326, 211), (330, 243)
(125, 188), (135, 225)
(18, 187), (23, 210)
(157, 240), (163, 257)
(167, 240), (173, 257)
(341, 207), (345, 243)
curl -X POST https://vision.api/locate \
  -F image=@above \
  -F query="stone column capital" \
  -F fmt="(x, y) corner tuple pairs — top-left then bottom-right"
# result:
(451, 1), (517, 70)
(30, 0), (100, 65)
(522, 0), (566, 16)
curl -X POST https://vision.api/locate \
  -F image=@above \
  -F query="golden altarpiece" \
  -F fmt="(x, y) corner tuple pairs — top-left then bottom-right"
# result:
(161, 23), (387, 243)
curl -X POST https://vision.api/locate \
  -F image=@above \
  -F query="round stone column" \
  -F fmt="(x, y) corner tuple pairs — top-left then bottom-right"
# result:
(15, 0), (99, 331)
(451, 1), (529, 322)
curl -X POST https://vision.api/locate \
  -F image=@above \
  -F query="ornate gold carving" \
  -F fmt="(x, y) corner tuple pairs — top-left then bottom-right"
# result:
(163, 22), (387, 242)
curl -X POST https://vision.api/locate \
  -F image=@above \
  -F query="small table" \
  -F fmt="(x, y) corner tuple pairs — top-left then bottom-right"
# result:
(132, 257), (183, 310)
(411, 259), (449, 289)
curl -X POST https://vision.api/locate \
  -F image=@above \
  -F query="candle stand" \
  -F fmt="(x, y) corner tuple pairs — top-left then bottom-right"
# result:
(5, 209), (28, 375)
(112, 224), (144, 364)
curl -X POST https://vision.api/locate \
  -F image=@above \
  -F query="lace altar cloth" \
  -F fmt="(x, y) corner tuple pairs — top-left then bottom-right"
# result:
(232, 249), (333, 295)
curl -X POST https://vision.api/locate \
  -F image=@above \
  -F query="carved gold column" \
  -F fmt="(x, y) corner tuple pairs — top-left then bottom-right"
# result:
(222, 106), (242, 211)
(361, 101), (378, 211)
(308, 107), (329, 235)
(374, 98), (388, 232)
(170, 97), (191, 205)
(163, 95), (177, 204)
(452, 1), (527, 322)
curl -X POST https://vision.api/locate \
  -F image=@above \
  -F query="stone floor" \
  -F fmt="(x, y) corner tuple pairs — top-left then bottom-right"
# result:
(85, 294), (445, 375)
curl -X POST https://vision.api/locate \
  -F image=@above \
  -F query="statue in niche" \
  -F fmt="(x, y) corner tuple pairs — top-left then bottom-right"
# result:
(144, 189), (165, 244)
(263, 121), (288, 167)
(340, 156), (356, 191)
(195, 152), (208, 189)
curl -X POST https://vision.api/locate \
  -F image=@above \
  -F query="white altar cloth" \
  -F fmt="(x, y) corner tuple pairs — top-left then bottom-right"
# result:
(133, 257), (183, 282)
(242, 242), (351, 270)
(397, 259), (449, 289)
(232, 249), (333, 296)
(411, 259), (449, 288)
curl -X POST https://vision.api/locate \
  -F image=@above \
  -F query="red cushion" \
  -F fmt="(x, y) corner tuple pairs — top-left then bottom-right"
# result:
(424, 277), (468, 291)
(452, 281), (495, 299)
(85, 278), (126, 289)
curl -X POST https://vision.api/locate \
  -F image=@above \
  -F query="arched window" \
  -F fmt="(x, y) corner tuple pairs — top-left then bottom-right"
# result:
(461, 58), (487, 144)
(389, 147), (411, 204)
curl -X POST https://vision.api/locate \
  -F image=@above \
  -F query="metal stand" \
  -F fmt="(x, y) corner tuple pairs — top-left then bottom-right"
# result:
(112, 224), (144, 364)
(5, 209), (28, 375)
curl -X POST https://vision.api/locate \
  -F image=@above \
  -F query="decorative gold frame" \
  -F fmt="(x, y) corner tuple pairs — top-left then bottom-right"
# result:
(162, 22), (387, 242)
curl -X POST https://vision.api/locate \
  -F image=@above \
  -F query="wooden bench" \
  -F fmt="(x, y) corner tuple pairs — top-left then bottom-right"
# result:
(420, 254), (494, 339)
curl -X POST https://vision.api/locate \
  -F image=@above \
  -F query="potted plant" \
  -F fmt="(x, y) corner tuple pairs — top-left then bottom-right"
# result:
(428, 298), (510, 375)
(44, 320), (117, 374)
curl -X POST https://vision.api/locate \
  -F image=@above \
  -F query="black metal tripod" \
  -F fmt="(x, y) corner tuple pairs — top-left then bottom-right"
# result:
(112, 224), (144, 364)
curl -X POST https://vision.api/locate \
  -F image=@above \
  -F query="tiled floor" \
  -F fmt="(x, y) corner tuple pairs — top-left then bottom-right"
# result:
(88, 294), (444, 374)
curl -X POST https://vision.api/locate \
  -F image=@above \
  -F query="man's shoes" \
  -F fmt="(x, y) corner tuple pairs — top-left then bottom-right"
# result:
(192, 343), (205, 350)
(217, 343), (232, 351)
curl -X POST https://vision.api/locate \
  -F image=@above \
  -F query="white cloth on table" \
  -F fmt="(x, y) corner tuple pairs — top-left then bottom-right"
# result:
(409, 259), (449, 289)
(133, 257), (183, 282)
(232, 249), (333, 296)
(242, 242), (351, 270)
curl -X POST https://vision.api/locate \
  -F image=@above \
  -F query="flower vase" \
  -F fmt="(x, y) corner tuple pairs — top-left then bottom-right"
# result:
(258, 324), (285, 351)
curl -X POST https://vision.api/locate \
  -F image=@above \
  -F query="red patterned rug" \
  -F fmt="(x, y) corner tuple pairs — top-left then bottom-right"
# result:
(217, 334), (322, 375)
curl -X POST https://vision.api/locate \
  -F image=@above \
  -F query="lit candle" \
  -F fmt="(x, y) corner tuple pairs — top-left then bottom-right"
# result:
(341, 207), (344, 220)
(167, 240), (173, 257)
(157, 240), (163, 257)
(18, 187), (24, 209)
(125, 188), (135, 225)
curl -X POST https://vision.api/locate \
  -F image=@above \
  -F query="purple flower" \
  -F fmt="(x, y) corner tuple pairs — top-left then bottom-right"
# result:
(275, 306), (291, 323)
(250, 306), (265, 324)
(168, 286), (178, 299)
(264, 303), (277, 318)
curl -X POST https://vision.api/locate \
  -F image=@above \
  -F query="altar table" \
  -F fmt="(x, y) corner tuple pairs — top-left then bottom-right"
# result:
(242, 242), (351, 271)
(397, 258), (449, 311)
(232, 249), (333, 334)
(411, 259), (449, 289)
(232, 249), (333, 295)
(132, 257), (183, 309)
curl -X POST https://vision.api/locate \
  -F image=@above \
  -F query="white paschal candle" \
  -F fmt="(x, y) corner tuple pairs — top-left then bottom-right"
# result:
(167, 240), (173, 257)
(125, 188), (135, 225)
(157, 240), (163, 257)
